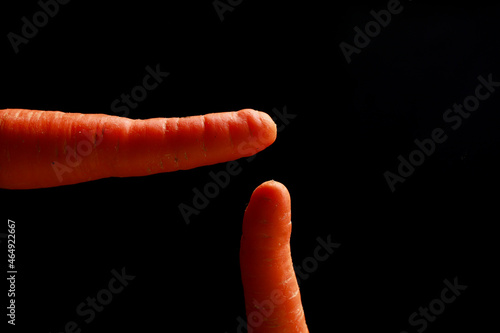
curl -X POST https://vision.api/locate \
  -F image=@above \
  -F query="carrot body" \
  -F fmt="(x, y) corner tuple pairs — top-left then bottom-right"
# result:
(240, 180), (308, 333)
(0, 108), (276, 189)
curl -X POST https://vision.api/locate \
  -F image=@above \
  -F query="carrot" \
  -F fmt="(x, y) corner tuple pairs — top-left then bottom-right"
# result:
(0, 108), (276, 189)
(240, 180), (308, 333)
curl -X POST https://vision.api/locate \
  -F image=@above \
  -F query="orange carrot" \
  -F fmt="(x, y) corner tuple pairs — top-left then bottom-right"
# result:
(0, 108), (276, 189)
(240, 180), (308, 333)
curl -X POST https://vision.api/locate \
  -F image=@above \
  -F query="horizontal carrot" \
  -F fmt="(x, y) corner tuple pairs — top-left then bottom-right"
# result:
(0, 108), (276, 189)
(240, 180), (308, 332)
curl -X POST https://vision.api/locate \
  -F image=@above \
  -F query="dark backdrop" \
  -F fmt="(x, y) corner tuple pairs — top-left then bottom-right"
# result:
(1, 1), (498, 332)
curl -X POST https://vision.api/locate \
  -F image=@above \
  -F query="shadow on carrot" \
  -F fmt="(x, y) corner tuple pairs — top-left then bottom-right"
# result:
(0, 108), (276, 189)
(240, 180), (309, 333)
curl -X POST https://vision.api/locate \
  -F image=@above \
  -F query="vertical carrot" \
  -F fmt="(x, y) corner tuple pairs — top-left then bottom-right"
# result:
(0, 108), (276, 189)
(240, 180), (309, 333)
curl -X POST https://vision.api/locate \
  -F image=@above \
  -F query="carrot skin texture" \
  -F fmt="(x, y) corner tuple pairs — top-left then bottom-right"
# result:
(240, 181), (309, 333)
(0, 109), (276, 189)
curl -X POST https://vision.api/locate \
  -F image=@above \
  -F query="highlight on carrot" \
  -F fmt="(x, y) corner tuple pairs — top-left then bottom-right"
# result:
(0, 108), (277, 189)
(240, 180), (309, 333)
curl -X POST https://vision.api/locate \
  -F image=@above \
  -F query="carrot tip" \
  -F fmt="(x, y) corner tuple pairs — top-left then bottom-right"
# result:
(242, 180), (292, 240)
(250, 180), (289, 206)
(241, 109), (278, 149)
(258, 111), (278, 147)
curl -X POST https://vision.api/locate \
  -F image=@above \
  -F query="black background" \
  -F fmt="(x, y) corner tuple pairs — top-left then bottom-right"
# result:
(1, 0), (498, 332)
